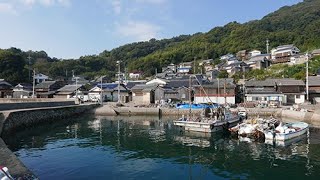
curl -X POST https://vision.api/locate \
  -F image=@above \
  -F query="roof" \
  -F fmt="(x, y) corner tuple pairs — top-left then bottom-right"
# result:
(57, 84), (82, 92)
(126, 81), (146, 89)
(245, 79), (276, 87)
(164, 80), (189, 88)
(0, 80), (12, 87)
(35, 81), (57, 89)
(131, 84), (158, 91)
(246, 78), (305, 87)
(198, 78), (235, 88)
(308, 76), (320, 86)
(312, 49), (320, 54)
(276, 79), (305, 86)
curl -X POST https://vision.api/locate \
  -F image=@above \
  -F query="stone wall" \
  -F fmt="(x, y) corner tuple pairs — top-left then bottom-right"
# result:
(0, 101), (75, 111)
(0, 105), (96, 135)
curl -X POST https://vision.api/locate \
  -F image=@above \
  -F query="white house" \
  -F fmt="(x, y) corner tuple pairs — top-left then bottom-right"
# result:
(249, 50), (261, 57)
(34, 73), (49, 84)
(146, 78), (168, 86)
(271, 44), (300, 60)
(129, 72), (142, 79)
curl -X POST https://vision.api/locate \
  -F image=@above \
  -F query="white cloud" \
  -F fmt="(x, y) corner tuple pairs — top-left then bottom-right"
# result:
(111, 0), (121, 14)
(115, 20), (161, 41)
(135, 0), (166, 4)
(20, 0), (36, 6)
(19, 0), (71, 7)
(0, 2), (17, 15)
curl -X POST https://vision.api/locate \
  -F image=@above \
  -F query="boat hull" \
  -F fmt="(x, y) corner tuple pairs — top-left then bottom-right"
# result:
(174, 118), (240, 133)
(264, 122), (309, 141)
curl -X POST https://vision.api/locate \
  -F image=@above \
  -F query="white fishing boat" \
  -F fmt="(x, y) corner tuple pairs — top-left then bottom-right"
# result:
(229, 117), (279, 140)
(264, 122), (309, 141)
(173, 107), (240, 133)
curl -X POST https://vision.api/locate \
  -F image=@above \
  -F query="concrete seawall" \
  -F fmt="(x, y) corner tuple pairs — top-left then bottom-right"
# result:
(0, 100), (76, 111)
(0, 104), (97, 179)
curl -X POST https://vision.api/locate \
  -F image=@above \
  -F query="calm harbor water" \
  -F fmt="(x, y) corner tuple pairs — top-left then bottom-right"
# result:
(3, 114), (320, 180)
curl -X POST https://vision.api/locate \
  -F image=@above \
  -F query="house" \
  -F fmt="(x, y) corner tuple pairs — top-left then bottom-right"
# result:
(55, 84), (85, 99)
(154, 79), (190, 103)
(245, 79), (284, 106)
(223, 61), (249, 75)
(312, 49), (320, 57)
(177, 62), (193, 74)
(89, 83), (129, 102)
(289, 54), (307, 65)
(34, 73), (49, 84)
(236, 50), (249, 61)
(249, 50), (261, 58)
(35, 81), (65, 98)
(276, 79), (305, 104)
(308, 76), (320, 103)
(246, 54), (271, 70)
(146, 78), (168, 86)
(131, 84), (158, 104)
(129, 71), (143, 80)
(271, 44), (300, 64)
(0, 80), (13, 98)
(125, 80), (147, 90)
(156, 68), (176, 79)
(13, 83), (32, 98)
(162, 63), (176, 73)
(226, 57), (239, 65)
(245, 78), (305, 105)
(206, 69), (220, 81)
(220, 54), (235, 61)
(193, 78), (236, 104)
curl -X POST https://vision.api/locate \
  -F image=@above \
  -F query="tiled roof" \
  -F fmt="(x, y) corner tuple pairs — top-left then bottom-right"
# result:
(57, 84), (82, 92)
(308, 76), (320, 86)
(35, 81), (56, 89)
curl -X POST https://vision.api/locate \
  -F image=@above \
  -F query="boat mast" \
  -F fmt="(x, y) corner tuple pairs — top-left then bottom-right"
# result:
(189, 75), (192, 115)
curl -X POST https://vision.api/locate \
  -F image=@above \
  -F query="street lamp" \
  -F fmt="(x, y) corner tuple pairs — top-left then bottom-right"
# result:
(116, 61), (121, 103)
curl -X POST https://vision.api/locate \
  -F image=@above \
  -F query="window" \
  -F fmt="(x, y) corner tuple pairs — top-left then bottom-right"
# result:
(296, 95), (300, 99)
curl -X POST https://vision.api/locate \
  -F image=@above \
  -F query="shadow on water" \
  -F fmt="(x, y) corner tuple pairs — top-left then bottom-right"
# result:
(3, 115), (320, 179)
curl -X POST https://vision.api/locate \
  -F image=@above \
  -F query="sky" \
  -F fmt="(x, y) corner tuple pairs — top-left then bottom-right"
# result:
(0, 0), (302, 59)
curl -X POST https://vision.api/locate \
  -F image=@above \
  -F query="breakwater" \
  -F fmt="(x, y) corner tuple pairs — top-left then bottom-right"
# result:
(0, 99), (75, 111)
(0, 104), (97, 179)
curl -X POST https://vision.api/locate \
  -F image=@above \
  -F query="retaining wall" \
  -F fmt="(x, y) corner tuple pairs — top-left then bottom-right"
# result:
(0, 101), (76, 111)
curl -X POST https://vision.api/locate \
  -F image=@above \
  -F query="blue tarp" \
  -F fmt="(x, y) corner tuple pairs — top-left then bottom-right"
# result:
(176, 103), (219, 109)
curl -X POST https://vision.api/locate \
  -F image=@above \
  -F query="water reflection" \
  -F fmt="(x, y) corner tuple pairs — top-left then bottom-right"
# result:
(3, 115), (320, 179)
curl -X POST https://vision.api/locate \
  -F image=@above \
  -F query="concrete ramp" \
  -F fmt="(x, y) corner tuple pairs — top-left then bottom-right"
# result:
(94, 105), (118, 116)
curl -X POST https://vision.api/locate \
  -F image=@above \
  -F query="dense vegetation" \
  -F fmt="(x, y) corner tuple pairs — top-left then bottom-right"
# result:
(1, 0), (320, 84)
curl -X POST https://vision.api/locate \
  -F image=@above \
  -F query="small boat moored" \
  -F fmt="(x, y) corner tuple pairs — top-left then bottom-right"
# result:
(264, 122), (309, 141)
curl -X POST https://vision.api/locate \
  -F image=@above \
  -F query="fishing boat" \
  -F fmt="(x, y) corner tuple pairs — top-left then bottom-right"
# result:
(264, 122), (309, 141)
(0, 166), (13, 180)
(229, 117), (279, 140)
(173, 106), (241, 133)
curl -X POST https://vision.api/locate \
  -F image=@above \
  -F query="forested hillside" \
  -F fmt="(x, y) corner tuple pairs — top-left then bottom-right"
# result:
(1, 0), (320, 84)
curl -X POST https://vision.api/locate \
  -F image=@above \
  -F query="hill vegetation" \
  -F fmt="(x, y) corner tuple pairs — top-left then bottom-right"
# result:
(1, 0), (320, 84)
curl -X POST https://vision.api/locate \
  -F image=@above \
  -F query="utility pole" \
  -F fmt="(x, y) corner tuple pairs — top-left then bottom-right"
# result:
(32, 69), (35, 98)
(189, 75), (192, 115)
(224, 79), (227, 106)
(193, 57), (196, 74)
(117, 61), (121, 103)
(266, 39), (270, 54)
(306, 53), (309, 101)
(217, 78), (220, 104)
(28, 54), (32, 82)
